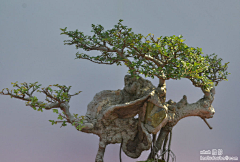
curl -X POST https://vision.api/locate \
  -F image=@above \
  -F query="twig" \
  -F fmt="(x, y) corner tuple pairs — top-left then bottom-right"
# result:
(202, 118), (213, 129)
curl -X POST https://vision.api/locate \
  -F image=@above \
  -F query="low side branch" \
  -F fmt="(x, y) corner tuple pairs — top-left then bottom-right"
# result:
(0, 81), (84, 130)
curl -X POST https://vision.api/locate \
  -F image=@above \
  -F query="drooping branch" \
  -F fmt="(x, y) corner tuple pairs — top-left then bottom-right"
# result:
(0, 82), (84, 130)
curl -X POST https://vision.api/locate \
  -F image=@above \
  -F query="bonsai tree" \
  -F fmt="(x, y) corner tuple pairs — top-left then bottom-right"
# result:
(1, 20), (229, 162)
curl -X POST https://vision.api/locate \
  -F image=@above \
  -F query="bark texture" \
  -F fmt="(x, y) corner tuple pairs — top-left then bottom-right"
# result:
(80, 75), (215, 162)
(148, 86), (215, 160)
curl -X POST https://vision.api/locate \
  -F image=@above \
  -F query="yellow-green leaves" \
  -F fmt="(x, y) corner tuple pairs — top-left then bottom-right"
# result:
(72, 114), (85, 131)
(61, 19), (229, 89)
(31, 96), (38, 103)
(204, 53), (230, 86)
(53, 109), (58, 114)
(49, 120), (57, 125)
(29, 96), (42, 111)
(57, 115), (63, 120)
(49, 110), (69, 127)
(2, 81), (85, 130)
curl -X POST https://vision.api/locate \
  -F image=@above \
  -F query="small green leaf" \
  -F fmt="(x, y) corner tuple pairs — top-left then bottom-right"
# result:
(53, 109), (58, 114)
(57, 115), (63, 120)
(48, 87), (53, 92)
(62, 121), (67, 127)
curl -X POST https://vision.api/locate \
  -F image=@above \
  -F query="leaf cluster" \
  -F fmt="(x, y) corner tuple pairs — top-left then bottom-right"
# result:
(39, 84), (81, 103)
(61, 20), (230, 90)
(0, 82), (84, 130)
(72, 113), (85, 131)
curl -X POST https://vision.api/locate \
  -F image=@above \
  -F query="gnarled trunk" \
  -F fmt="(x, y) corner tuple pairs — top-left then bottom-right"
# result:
(79, 75), (215, 162)
(148, 87), (215, 160)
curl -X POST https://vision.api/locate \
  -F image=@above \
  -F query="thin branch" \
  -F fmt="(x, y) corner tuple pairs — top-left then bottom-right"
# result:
(1, 93), (31, 101)
(79, 56), (117, 65)
(201, 118), (213, 129)
(131, 46), (164, 67)
(87, 46), (122, 55)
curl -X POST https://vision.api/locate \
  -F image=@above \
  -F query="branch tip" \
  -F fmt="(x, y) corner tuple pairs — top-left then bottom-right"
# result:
(202, 118), (213, 129)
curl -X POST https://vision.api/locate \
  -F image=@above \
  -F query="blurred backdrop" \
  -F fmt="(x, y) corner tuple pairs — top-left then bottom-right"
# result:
(0, 0), (239, 162)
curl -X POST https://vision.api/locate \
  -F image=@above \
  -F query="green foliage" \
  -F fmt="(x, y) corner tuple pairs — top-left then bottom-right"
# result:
(72, 113), (85, 131)
(53, 109), (59, 114)
(49, 120), (57, 125)
(61, 19), (229, 90)
(0, 81), (84, 130)
(48, 113), (85, 130)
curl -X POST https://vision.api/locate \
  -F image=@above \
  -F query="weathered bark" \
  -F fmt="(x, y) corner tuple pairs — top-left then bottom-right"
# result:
(81, 75), (169, 161)
(148, 126), (171, 160)
(79, 75), (216, 162)
(0, 75), (216, 162)
(157, 78), (166, 104)
(148, 86), (215, 160)
(95, 138), (107, 162)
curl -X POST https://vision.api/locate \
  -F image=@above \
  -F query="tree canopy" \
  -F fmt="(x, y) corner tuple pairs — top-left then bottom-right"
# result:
(61, 19), (229, 90)
(0, 19), (229, 162)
